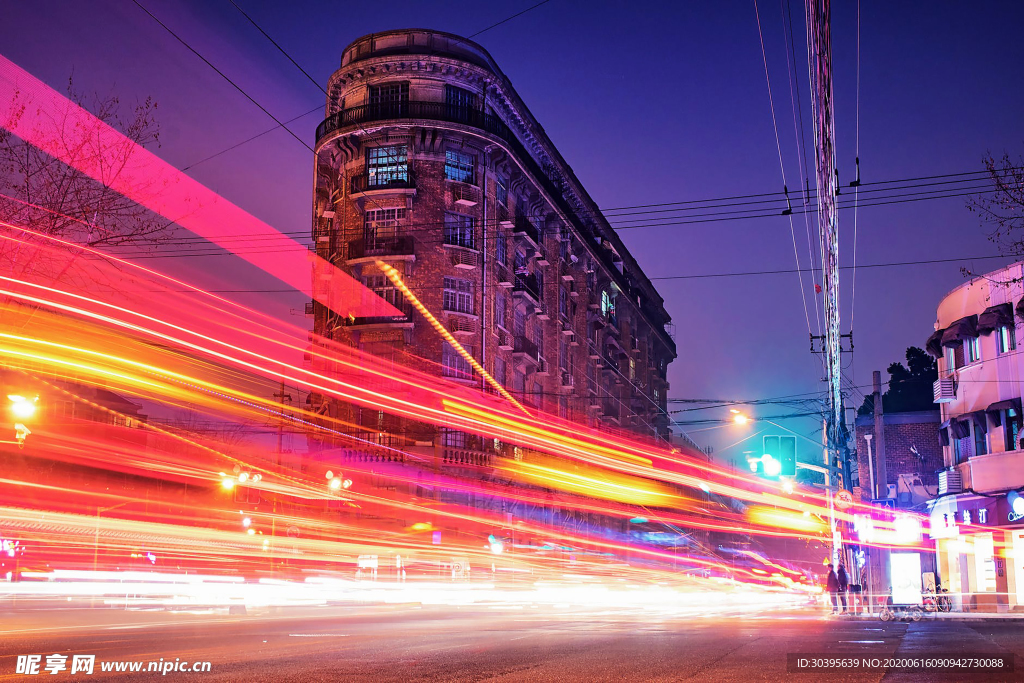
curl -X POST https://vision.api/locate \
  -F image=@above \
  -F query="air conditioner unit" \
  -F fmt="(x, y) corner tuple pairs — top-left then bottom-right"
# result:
(568, 333), (579, 346)
(560, 372), (574, 388)
(938, 469), (963, 495)
(561, 322), (574, 336)
(453, 185), (477, 207)
(448, 317), (476, 336)
(451, 249), (479, 269)
(933, 377), (956, 403)
(497, 329), (513, 350)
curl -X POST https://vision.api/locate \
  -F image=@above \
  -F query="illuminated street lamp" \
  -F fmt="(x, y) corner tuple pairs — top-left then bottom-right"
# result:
(7, 394), (37, 419)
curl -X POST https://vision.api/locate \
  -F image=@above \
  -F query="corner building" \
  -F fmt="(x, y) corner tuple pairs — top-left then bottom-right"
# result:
(311, 30), (676, 444)
(925, 260), (1024, 611)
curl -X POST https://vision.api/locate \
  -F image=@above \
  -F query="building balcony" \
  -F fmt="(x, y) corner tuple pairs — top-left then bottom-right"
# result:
(347, 236), (415, 263)
(351, 170), (416, 194)
(512, 215), (541, 249)
(442, 447), (493, 468)
(512, 335), (540, 365)
(340, 301), (414, 330)
(512, 274), (541, 306)
(958, 449), (1024, 495)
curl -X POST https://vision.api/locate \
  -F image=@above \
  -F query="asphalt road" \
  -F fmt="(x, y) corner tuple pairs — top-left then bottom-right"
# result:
(0, 606), (1021, 682)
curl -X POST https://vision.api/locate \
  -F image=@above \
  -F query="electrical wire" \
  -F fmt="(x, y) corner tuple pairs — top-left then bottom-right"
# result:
(754, 0), (815, 338)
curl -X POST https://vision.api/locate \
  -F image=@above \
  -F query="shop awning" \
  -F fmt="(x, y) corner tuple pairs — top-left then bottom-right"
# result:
(925, 329), (945, 358)
(988, 398), (1022, 414)
(978, 303), (1014, 334)
(969, 410), (988, 434)
(950, 419), (971, 440)
(1016, 296), (1024, 320)
(940, 315), (978, 346)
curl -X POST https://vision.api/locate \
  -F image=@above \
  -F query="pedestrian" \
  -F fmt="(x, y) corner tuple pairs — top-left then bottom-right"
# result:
(837, 562), (849, 614)
(825, 563), (840, 614)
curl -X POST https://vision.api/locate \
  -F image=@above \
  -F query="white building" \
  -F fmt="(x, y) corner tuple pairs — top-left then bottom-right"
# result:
(926, 260), (1024, 611)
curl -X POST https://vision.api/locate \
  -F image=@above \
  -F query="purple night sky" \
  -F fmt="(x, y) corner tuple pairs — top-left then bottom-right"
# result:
(5, 0), (1024, 459)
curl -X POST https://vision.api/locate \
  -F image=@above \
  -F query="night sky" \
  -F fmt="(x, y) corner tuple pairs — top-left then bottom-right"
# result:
(5, 0), (1024, 460)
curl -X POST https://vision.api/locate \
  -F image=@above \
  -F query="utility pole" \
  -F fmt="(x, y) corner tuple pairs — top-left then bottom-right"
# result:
(807, 0), (849, 490)
(872, 370), (887, 500)
(274, 379), (292, 467)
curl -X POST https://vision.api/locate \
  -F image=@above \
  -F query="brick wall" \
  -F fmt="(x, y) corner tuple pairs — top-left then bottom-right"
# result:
(854, 411), (943, 500)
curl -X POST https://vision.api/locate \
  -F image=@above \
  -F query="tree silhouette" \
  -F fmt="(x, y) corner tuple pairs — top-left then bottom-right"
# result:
(858, 346), (938, 415)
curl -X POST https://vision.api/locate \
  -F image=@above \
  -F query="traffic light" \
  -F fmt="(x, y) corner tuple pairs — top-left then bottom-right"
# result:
(779, 435), (797, 477)
(762, 435), (797, 478)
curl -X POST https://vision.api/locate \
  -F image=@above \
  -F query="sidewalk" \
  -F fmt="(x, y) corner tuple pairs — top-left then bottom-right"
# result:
(829, 610), (1024, 622)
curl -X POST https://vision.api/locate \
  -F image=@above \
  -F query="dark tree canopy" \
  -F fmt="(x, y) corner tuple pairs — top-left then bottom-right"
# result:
(857, 346), (938, 416)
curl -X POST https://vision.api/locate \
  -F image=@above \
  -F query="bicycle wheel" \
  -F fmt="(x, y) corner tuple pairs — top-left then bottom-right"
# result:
(880, 608), (893, 622)
(909, 606), (924, 622)
(938, 596), (951, 612)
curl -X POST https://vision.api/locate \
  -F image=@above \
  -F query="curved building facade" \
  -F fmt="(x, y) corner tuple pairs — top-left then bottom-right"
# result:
(926, 260), (1024, 610)
(310, 29), (676, 447)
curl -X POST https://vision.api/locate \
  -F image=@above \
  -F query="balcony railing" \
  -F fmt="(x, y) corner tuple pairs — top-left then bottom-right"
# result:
(315, 99), (675, 351)
(347, 235), (415, 260)
(513, 273), (541, 303)
(512, 335), (540, 364)
(513, 215), (541, 246)
(351, 170), (416, 193)
(341, 300), (413, 327)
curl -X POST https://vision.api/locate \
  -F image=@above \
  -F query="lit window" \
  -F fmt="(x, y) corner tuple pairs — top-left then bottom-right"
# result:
(944, 345), (957, 372)
(443, 212), (475, 249)
(442, 342), (473, 380)
(998, 325), (1017, 354)
(442, 277), (474, 314)
(366, 145), (408, 187)
(363, 208), (405, 248)
(966, 336), (981, 364)
(445, 149), (475, 184)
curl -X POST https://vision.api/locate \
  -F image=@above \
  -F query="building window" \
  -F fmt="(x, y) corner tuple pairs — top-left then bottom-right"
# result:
(559, 338), (569, 371)
(440, 427), (467, 448)
(559, 286), (570, 319)
(445, 85), (477, 115)
(366, 145), (408, 186)
(442, 341), (473, 380)
(533, 322), (544, 357)
(363, 208), (406, 247)
(513, 249), (527, 274)
(496, 175), (508, 206)
(629, 358), (636, 381)
(496, 233), (507, 266)
(494, 356), (506, 386)
(513, 370), (525, 393)
(965, 336), (981, 364)
(944, 345), (957, 372)
(443, 277), (474, 314)
(1005, 408), (1022, 452)
(974, 420), (988, 456)
(443, 212), (475, 249)
(998, 325), (1017, 354)
(362, 275), (404, 309)
(445, 149), (475, 184)
(494, 292), (507, 329)
(513, 309), (526, 337)
(369, 82), (409, 108)
(601, 290), (614, 316)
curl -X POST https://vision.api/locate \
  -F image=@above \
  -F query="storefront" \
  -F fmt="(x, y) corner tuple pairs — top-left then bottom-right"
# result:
(928, 494), (1021, 612)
